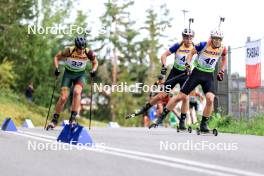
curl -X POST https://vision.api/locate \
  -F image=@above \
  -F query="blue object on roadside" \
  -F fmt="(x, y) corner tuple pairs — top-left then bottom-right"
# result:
(1, 118), (17, 131)
(57, 124), (93, 146)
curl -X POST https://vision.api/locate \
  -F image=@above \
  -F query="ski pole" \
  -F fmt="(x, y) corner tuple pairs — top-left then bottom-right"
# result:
(165, 72), (186, 83)
(218, 17), (225, 28)
(89, 76), (93, 130)
(188, 18), (194, 30)
(44, 77), (58, 130)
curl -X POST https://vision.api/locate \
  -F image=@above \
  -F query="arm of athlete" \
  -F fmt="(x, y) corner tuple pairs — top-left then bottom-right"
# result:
(91, 57), (98, 71)
(217, 47), (227, 81)
(184, 48), (197, 75)
(160, 50), (172, 75)
(186, 47), (197, 65)
(219, 47), (227, 71)
(53, 48), (70, 76)
(87, 50), (98, 77)
(161, 50), (172, 66)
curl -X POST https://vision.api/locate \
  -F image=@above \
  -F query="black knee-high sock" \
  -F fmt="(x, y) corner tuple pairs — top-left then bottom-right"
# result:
(52, 114), (59, 123)
(144, 103), (152, 110)
(70, 111), (77, 121)
(161, 107), (170, 120)
(201, 116), (209, 124)
(135, 102), (152, 116)
(180, 113), (187, 121)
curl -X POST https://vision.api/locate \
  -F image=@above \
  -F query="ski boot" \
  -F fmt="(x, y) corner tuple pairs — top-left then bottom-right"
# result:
(69, 111), (78, 131)
(196, 116), (218, 136)
(176, 114), (192, 133)
(46, 114), (59, 131)
(148, 116), (164, 129)
(126, 103), (151, 119)
(149, 107), (170, 129)
(179, 118), (187, 130)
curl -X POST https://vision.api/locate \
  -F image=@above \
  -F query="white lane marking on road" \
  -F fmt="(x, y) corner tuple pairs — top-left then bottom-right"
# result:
(6, 131), (235, 176)
(7, 132), (54, 142)
(18, 130), (57, 140)
(100, 150), (236, 176)
(9, 131), (264, 176)
(97, 145), (264, 176)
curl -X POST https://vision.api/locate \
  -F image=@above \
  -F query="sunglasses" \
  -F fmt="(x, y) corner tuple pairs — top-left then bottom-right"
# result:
(183, 36), (193, 40)
(212, 37), (222, 41)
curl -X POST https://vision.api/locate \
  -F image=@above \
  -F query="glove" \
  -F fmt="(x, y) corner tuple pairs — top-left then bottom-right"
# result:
(217, 70), (224, 81)
(160, 64), (167, 76)
(54, 68), (60, 77)
(157, 74), (165, 81)
(185, 63), (191, 75)
(90, 70), (96, 77)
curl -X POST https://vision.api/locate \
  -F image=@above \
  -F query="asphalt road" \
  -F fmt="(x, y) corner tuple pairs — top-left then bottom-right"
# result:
(0, 127), (264, 176)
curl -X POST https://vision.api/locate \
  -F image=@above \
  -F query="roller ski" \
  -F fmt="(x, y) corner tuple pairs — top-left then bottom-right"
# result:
(126, 103), (151, 119)
(126, 74), (165, 120)
(176, 114), (192, 133)
(176, 121), (192, 133)
(196, 117), (218, 136)
(196, 127), (218, 136)
(125, 112), (137, 119)
(176, 125), (192, 133)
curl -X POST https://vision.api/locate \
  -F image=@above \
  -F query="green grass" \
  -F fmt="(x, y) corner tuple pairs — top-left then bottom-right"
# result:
(2, 88), (264, 135)
(0, 89), (107, 127)
(189, 113), (264, 136)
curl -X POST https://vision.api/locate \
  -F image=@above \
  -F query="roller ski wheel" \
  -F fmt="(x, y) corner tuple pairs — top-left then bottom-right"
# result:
(196, 127), (218, 136)
(212, 129), (218, 136)
(188, 126), (192, 133)
(196, 127), (201, 135)
(176, 126), (192, 133)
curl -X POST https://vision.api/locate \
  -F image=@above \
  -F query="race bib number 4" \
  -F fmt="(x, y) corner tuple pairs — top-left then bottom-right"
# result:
(175, 55), (187, 66)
